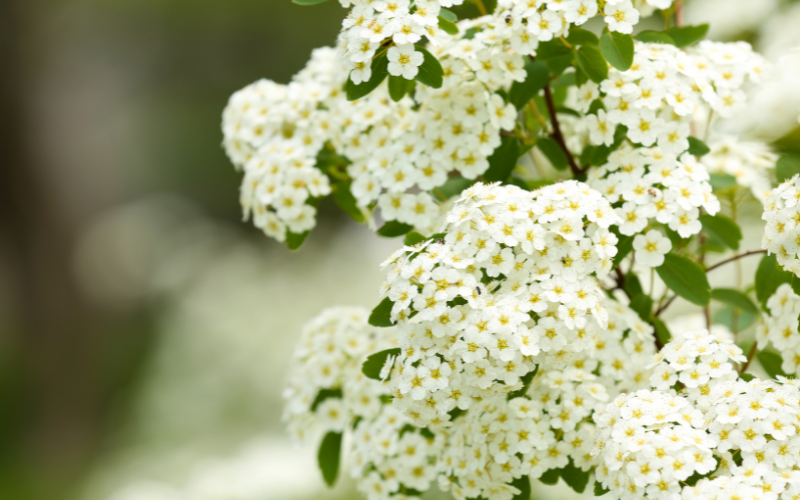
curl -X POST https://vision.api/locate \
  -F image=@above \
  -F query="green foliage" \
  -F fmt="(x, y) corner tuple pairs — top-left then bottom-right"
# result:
(776, 153), (800, 183)
(711, 288), (758, 314)
(484, 137), (521, 182)
(709, 173), (737, 191)
(362, 348), (402, 380)
(345, 53), (389, 101)
(286, 230), (311, 251)
(414, 46), (444, 89)
(509, 61), (549, 110)
(310, 388), (343, 412)
(656, 254), (711, 306)
(388, 75), (414, 102)
(635, 31), (676, 44)
(599, 31), (634, 71)
(576, 45), (609, 84)
(377, 220), (414, 238)
(566, 28), (599, 47)
(292, 0), (330, 4)
(438, 16), (459, 35)
(318, 431), (342, 487)
(594, 481), (610, 496)
(652, 317), (672, 345)
(699, 213), (741, 250)
(510, 475), (531, 500)
(439, 8), (457, 22)
(757, 350), (788, 379)
(560, 459), (591, 494)
(404, 231), (428, 246)
(665, 24), (709, 48)
(438, 177), (474, 199)
(332, 182), (365, 223)
(687, 136), (711, 157)
(536, 137), (569, 170)
(755, 254), (794, 308)
(630, 293), (654, 322)
(612, 230), (634, 268)
(369, 297), (395, 327)
(539, 468), (560, 485)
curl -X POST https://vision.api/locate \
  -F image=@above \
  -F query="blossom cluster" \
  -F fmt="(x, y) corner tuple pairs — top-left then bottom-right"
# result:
(594, 329), (800, 500)
(704, 136), (777, 204)
(379, 181), (621, 428)
(763, 175), (800, 276)
(758, 284), (800, 376)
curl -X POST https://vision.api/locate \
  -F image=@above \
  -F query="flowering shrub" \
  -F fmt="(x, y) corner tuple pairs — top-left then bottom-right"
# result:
(221, 1), (800, 499)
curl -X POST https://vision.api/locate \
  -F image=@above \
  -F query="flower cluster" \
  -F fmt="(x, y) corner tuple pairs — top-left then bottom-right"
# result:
(757, 283), (800, 376)
(704, 135), (777, 204)
(283, 306), (397, 441)
(763, 175), (800, 276)
(379, 181), (621, 428)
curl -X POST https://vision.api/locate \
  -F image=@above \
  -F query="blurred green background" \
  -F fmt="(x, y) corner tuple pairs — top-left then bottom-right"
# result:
(1, 1), (799, 500)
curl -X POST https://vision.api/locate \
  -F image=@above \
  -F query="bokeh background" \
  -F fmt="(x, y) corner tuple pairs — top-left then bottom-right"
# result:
(1, 1), (799, 500)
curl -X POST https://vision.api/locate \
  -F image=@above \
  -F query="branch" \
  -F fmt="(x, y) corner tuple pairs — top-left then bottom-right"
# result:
(543, 85), (583, 178)
(705, 250), (767, 273)
(654, 295), (677, 317)
(738, 342), (758, 374)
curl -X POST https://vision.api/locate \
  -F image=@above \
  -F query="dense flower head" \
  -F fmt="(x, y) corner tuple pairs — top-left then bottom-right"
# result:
(763, 175), (800, 276)
(704, 136), (777, 204)
(758, 284), (800, 376)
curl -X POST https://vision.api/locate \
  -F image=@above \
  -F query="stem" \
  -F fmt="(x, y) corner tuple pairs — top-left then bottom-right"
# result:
(674, 0), (684, 27)
(655, 295), (677, 317)
(471, 0), (488, 16)
(543, 85), (583, 178)
(739, 342), (758, 374)
(705, 250), (767, 273)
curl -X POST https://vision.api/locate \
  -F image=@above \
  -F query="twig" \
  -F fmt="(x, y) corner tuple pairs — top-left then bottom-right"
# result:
(543, 85), (583, 178)
(705, 250), (767, 273)
(739, 342), (758, 374)
(654, 295), (677, 317)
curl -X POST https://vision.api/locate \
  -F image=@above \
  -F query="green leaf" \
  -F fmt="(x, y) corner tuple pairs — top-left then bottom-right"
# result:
(437, 177), (474, 199)
(687, 136), (711, 157)
(576, 45), (609, 84)
(404, 231), (428, 246)
(665, 24), (709, 48)
(709, 173), (737, 191)
(439, 8), (457, 22)
(507, 365), (538, 399)
(566, 28), (599, 47)
(292, 0), (330, 4)
(739, 373), (756, 381)
(755, 254), (793, 308)
(310, 388), (342, 412)
(362, 347), (402, 380)
(629, 293), (653, 322)
(776, 153), (800, 183)
(318, 431), (342, 487)
(438, 16), (459, 35)
(332, 182), (365, 223)
(377, 220), (414, 237)
(652, 317), (672, 345)
(711, 288), (758, 314)
(560, 459), (590, 494)
(286, 230), (310, 251)
(594, 481), (610, 496)
(414, 46), (444, 89)
(345, 53), (389, 101)
(537, 39), (572, 59)
(599, 31), (634, 71)
(510, 475), (531, 500)
(758, 350), (788, 379)
(656, 253), (711, 306)
(623, 272), (644, 297)
(611, 227), (634, 268)
(536, 137), (569, 170)
(634, 31), (676, 45)
(714, 306), (758, 332)
(369, 297), (395, 327)
(545, 53), (575, 77)
(388, 75), (411, 102)
(509, 61), (549, 110)
(484, 136), (520, 182)
(539, 468), (560, 486)
(699, 213), (741, 250)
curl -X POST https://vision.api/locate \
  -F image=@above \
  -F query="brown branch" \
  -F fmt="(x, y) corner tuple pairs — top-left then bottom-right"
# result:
(705, 250), (767, 273)
(739, 342), (758, 374)
(543, 85), (583, 178)
(654, 295), (677, 317)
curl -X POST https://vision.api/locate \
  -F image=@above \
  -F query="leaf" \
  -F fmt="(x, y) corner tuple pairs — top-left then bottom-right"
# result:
(377, 220), (414, 237)
(652, 317), (672, 345)
(594, 481), (610, 496)
(699, 213), (741, 250)
(629, 293), (653, 323)
(510, 475), (531, 500)
(437, 177), (473, 199)
(560, 459), (590, 494)
(509, 61), (549, 110)
(755, 254), (793, 308)
(484, 136), (520, 182)
(599, 31), (634, 71)
(286, 230), (310, 251)
(634, 31), (676, 45)
(545, 53), (575, 77)
(711, 288), (758, 314)
(537, 39), (572, 59)
(665, 24), (709, 48)
(439, 8), (457, 22)
(575, 45), (609, 84)
(369, 297), (395, 327)
(345, 53), (389, 101)
(656, 253), (711, 306)
(714, 306), (757, 332)
(310, 388), (343, 412)
(758, 350), (788, 379)
(438, 16), (459, 35)
(623, 272), (644, 297)
(318, 431), (342, 487)
(507, 365), (538, 400)
(566, 28), (599, 47)
(414, 46), (444, 89)
(612, 228), (634, 268)
(539, 468), (560, 486)
(687, 136), (711, 157)
(739, 373), (756, 382)
(709, 173), (737, 191)
(404, 231), (428, 246)
(387, 74), (412, 102)
(292, 0), (330, 4)
(362, 348), (401, 380)
(332, 182), (365, 223)
(536, 137), (569, 170)
(776, 153), (800, 183)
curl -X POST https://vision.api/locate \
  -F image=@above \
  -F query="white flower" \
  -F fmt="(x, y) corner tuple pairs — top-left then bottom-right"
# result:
(632, 229), (671, 267)
(387, 44), (424, 80)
